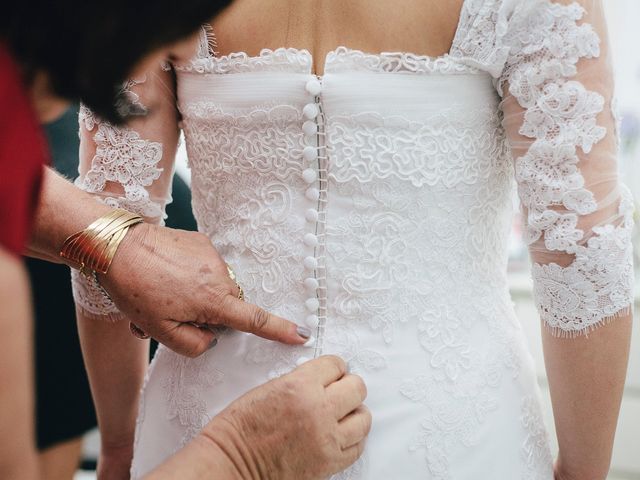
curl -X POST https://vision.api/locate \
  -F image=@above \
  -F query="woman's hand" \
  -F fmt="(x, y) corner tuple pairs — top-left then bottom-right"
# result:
(146, 356), (372, 480)
(100, 223), (310, 357)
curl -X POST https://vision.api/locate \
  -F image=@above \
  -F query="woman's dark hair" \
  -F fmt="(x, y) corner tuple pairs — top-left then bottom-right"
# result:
(2, 0), (231, 124)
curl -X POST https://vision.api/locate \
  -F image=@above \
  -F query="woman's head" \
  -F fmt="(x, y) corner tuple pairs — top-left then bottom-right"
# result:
(2, 0), (231, 124)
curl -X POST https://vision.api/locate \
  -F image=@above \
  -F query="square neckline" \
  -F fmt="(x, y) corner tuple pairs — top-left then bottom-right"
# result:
(181, 0), (474, 77)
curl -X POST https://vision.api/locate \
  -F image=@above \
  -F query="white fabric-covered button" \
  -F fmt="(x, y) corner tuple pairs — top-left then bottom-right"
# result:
(302, 168), (317, 184)
(305, 79), (322, 96)
(305, 208), (319, 223)
(305, 298), (320, 312)
(304, 233), (319, 247)
(305, 314), (319, 329)
(303, 256), (318, 270)
(296, 356), (311, 366)
(305, 187), (320, 201)
(303, 336), (316, 348)
(303, 145), (318, 162)
(302, 121), (317, 136)
(303, 103), (319, 120)
(304, 277), (319, 291)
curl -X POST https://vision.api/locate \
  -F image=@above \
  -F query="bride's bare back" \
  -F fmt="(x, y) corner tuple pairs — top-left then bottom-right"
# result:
(211, 0), (464, 74)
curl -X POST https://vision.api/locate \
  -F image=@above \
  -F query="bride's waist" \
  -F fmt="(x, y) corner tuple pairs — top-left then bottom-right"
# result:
(222, 252), (512, 311)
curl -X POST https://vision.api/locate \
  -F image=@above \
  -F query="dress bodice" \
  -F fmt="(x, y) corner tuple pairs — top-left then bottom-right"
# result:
(166, 47), (548, 479)
(176, 47), (516, 347)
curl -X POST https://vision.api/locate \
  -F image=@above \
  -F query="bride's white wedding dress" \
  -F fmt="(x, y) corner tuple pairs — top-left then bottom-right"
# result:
(72, 0), (634, 478)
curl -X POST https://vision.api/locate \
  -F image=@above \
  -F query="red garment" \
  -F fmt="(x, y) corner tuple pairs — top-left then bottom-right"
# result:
(0, 44), (49, 256)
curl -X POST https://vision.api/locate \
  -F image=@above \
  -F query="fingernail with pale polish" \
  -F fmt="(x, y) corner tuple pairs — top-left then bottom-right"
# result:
(297, 326), (311, 339)
(209, 338), (218, 349)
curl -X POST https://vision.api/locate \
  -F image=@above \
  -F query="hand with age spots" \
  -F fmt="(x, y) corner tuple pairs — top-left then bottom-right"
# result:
(145, 356), (372, 480)
(98, 223), (311, 357)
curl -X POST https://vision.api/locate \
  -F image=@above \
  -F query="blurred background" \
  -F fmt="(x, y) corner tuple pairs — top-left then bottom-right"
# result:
(29, 3), (640, 479)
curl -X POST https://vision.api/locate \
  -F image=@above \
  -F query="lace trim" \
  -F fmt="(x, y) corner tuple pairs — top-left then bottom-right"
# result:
(70, 269), (122, 320)
(533, 189), (635, 337)
(174, 47), (313, 74)
(324, 47), (476, 75)
(502, 1), (634, 335)
(176, 40), (475, 76)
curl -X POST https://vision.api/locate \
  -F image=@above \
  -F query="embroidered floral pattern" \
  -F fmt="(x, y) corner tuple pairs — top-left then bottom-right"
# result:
(78, 104), (164, 219)
(499, 1), (634, 335)
(161, 348), (225, 449)
(181, 101), (311, 377)
(327, 109), (506, 188)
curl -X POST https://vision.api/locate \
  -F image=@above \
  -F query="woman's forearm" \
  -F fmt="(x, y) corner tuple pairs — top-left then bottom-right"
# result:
(0, 248), (39, 480)
(543, 315), (632, 479)
(77, 308), (149, 452)
(28, 167), (112, 263)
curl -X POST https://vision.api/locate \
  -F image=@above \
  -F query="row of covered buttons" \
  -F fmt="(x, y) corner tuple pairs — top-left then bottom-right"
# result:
(298, 77), (324, 358)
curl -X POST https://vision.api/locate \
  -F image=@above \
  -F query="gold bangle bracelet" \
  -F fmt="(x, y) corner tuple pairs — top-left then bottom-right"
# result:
(60, 208), (144, 276)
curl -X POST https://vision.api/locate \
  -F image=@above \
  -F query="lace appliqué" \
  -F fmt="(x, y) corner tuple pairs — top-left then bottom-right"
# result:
(501, 1), (634, 335)
(327, 109), (507, 189)
(324, 101), (523, 477)
(181, 102), (312, 378)
(450, 0), (512, 77)
(398, 296), (522, 479)
(78, 104), (164, 219)
(162, 349), (224, 449)
(532, 190), (635, 336)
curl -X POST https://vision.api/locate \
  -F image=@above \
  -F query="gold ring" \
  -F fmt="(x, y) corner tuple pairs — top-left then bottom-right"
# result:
(226, 264), (244, 301)
(129, 322), (150, 339)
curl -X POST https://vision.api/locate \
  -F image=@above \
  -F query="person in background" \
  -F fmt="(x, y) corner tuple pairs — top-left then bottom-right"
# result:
(26, 105), (98, 480)
(0, 1), (371, 479)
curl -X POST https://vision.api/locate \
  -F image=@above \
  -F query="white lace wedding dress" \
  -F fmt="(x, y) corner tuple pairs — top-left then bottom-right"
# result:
(72, 1), (634, 478)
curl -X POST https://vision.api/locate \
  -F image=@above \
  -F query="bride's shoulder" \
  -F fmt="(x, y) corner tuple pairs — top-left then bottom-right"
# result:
(453, 0), (591, 77)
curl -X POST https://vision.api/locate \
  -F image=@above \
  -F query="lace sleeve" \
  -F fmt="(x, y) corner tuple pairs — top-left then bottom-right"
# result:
(72, 64), (180, 319)
(498, 0), (634, 337)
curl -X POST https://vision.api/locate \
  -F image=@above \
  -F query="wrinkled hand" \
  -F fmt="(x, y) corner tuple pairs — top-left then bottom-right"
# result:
(195, 356), (371, 480)
(100, 223), (309, 357)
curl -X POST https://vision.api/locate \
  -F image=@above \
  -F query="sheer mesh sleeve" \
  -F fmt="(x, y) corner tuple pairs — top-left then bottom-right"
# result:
(498, 0), (634, 337)
(72, 64), (180, 319)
